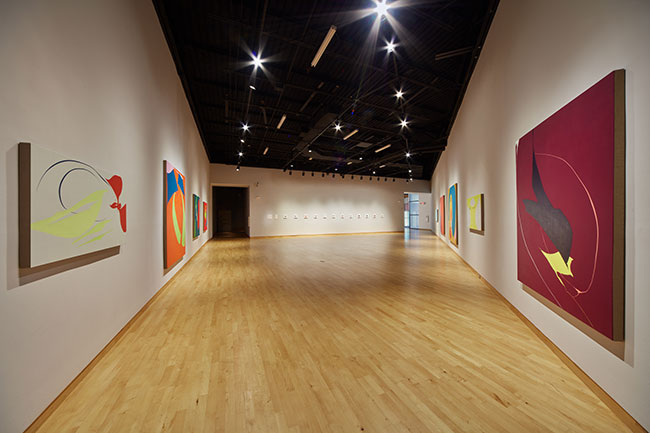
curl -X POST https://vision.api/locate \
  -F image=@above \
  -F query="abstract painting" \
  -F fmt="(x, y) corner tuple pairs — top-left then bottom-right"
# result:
(439, 195), (445, 236)
(164, 161), (185, 269)
(467, 193), (484, 235)
(19, 142), (127, 268)
(203, 201), (208, 232)
(448, 184), (458, 246)
(192, 194), (200, 239)
(516, 70), (625, 340)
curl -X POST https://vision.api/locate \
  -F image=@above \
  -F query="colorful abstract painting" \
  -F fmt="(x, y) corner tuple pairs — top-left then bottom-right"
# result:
(203, 201), (208, 232)
(19, 142), (127, 268)
(164, 161), (185, 268)
(448, 184), (458, 246)
(192, 194), (200, 239)
(468, 193), (484, 235)
(439, 195), (445, 236)
(516, 70), (625, 340)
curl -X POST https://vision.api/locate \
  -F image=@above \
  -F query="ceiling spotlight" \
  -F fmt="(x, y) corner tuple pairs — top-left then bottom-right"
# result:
(290, 164), (294, 168)
(240, 139), (245, 143)
(409, 169), (412, 173)
(263, 146), (269, 155)
(347, 161), (352, 165)
(249, 85), (256, 90)
(311, 25), (337, 68)
(236, 166), (240, 171)
(405, 152), (411, 158)
(252, 53), (263, 69)
(372, 171), (376, 175)
(395, 90), (403, 99)
(386, 41), (396, 53)
(343, 129), (359, 140)
(334, 122), (342, 132)
(308, 148), (312, 153)
(359, 157), (363, 160)
(376, 1), (391, 18)
(276, 114), (287, 129)
(238, 151), (243, 157)
(400, 118), (408, 128)
(335, 168), (338, 171)
(242, 123), (250, 132)
(309, 157), (313, 161)
(375, 144), (391, 153)
(379, 164), (386, 168)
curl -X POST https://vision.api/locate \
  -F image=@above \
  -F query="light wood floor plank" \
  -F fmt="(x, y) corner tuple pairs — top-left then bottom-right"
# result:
(30, 232), (636, 432)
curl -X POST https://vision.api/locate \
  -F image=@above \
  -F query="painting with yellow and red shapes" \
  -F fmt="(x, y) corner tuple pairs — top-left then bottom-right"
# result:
(203, 201), (208, 232)
(516, 70), (625, 341)
(164, 161), (185, 269)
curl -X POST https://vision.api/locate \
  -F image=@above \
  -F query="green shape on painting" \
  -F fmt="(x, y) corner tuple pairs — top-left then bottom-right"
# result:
(79, 230), (111, 246)
(73, 220), (109, 245)
(31, 190), (105, 238)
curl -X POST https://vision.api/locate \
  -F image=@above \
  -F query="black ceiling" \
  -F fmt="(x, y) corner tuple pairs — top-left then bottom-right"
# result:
(153, 0), (498, 180)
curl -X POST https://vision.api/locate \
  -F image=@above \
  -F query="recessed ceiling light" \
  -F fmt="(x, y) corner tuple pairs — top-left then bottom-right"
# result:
(236, 166), (240, 171)
(276, 114), (287, 129)
(311, 25), (337, 68)
(359, 157), (363, 160)
(343, 129), (358, 140)
(386, 41), (396, 53)
(240, 139), (245, 143)
(249, 85), (256, 90)
(334, 122), (342, 132)
(238, 152), (243, 157)
(242, 123), (250, 132)
(372, 171), (376, 174)
(395, 90), (403, 99)
(405, 152), (411, 158)
(400, 118), (408, 128)
(375, 144), (391, 153)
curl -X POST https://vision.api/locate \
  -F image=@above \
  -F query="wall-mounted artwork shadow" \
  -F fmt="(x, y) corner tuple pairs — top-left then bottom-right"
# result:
(192, 194), (200, 239)
(19, 142), (127, 268)
(164, 161), (185, 269)
(468, 193), (484, 235)
(516, 70), (625, 341)
(448, 184), (458, 246)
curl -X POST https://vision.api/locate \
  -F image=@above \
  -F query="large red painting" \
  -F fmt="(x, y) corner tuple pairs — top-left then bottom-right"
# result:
(516, 70), (625, 340)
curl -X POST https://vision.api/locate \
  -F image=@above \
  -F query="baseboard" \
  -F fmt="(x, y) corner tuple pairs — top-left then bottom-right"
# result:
(24, 240), (210, 433)
(433, 234), (645, 433)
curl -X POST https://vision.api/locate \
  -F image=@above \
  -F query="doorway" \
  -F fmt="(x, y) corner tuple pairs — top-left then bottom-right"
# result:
(212, 186), (249, 237)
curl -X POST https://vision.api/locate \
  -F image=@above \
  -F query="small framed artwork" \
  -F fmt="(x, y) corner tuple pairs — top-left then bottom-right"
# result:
(467, 193), (484, 235)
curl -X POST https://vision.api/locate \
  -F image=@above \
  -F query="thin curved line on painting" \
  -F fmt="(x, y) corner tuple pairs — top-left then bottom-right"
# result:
(37, 159), (110, 190)
(517, 206), (563, 308)
(536, 153), (599, 296)
(57, 168), (108, 223)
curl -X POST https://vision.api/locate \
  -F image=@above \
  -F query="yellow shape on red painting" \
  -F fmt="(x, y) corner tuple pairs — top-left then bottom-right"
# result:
(541, 250), (574, 286)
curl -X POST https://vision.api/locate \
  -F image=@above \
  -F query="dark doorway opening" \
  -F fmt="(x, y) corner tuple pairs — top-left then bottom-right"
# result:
(212, 186), (249, 238)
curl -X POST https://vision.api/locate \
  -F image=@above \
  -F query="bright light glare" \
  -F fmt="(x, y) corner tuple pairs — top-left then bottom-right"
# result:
(238, 152), (243, 157)
(252, 53), (262, 69)
(375, 0), (390, 17)
(386, 41), (396, 53)
(395, 90), (403, 98)
(334, 122), (342, 131)
(400, 118), (408, 128)
(405, 152), (411, 158)
(242, 123), (250, 131)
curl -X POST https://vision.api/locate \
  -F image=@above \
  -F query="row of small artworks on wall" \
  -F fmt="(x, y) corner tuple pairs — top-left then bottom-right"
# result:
(266, 213), (385, 220)
(14, 70), (627, 345)
(17, 146), (206, 273)
(281, 168), (415, 182)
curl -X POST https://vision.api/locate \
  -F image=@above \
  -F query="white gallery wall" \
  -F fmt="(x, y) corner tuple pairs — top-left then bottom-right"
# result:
(0, 1), (211, 432)
(211, 164), (430, 237)
(430, 0), (650, 428)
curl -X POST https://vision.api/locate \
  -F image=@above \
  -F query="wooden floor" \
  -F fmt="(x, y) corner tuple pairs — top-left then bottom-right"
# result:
(33, 232), (634, 432)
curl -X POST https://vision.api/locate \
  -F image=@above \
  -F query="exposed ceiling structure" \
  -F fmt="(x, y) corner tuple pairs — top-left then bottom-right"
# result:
(153, 0), (498, 180)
